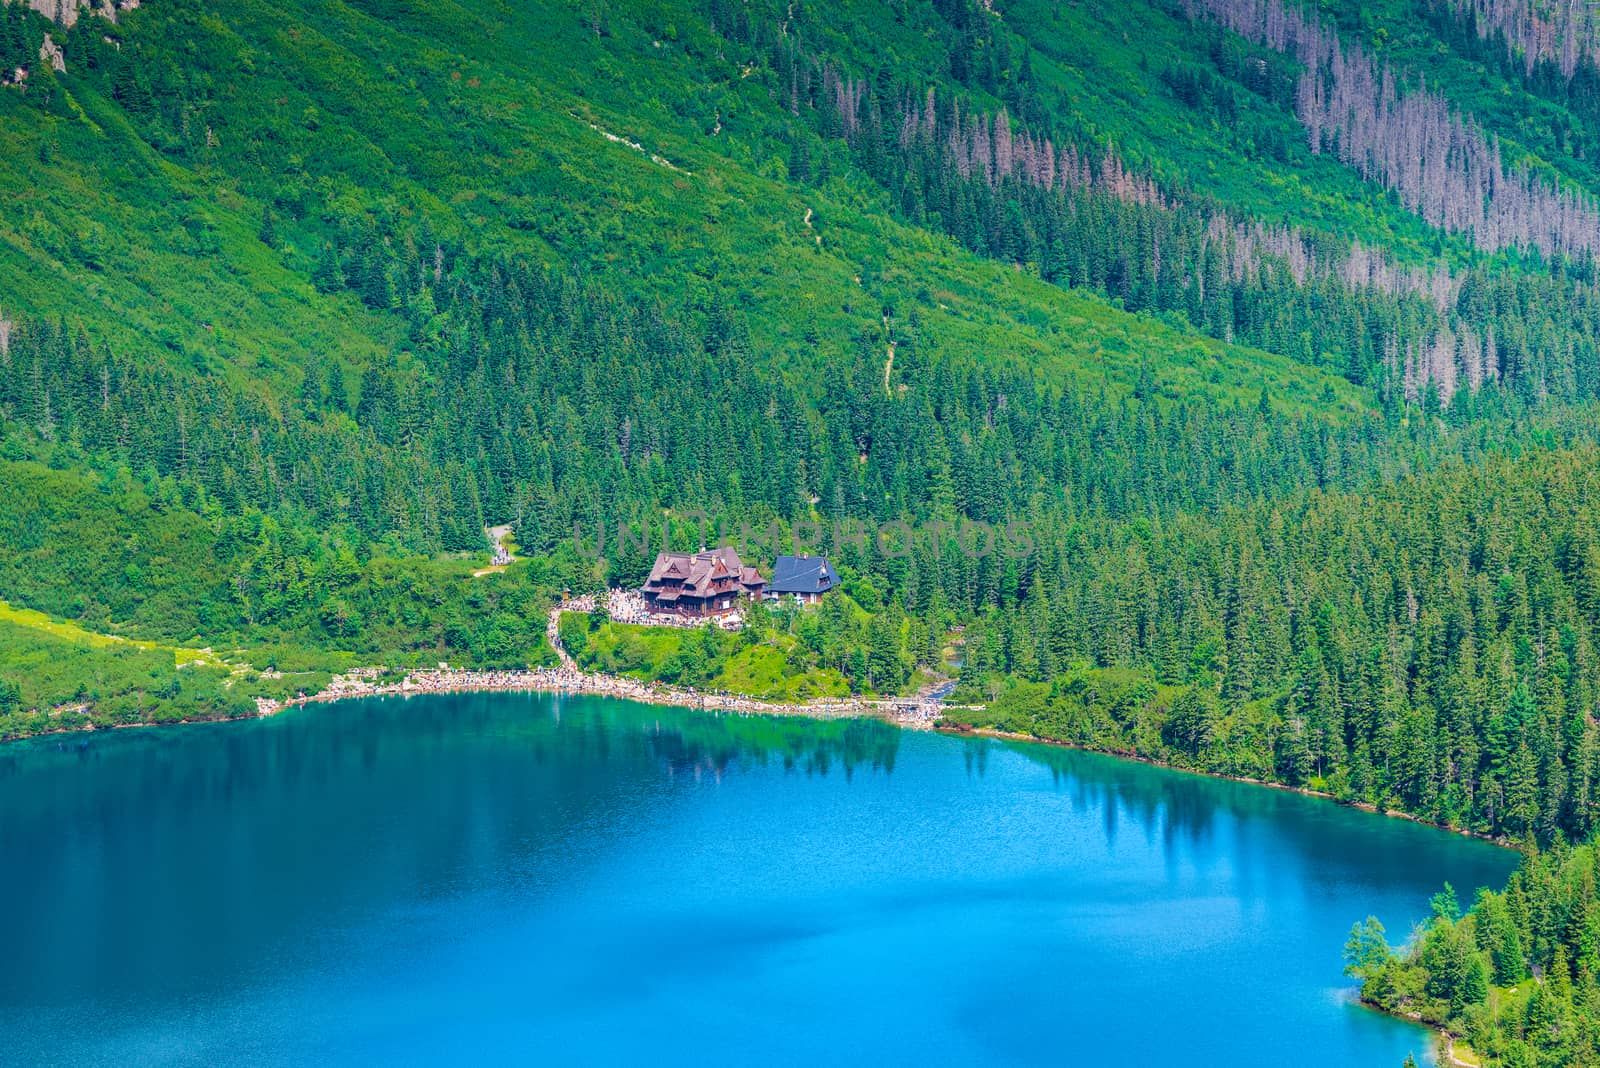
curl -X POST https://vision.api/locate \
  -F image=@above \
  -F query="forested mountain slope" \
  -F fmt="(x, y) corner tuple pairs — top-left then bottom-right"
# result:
(0, 0), (1347, 395)
(4, 0), (1600, 873)
(10, 0), (1600, 1057)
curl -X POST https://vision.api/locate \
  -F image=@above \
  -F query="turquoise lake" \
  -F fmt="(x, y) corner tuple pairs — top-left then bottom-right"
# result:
(0, 694), (1517, 1066)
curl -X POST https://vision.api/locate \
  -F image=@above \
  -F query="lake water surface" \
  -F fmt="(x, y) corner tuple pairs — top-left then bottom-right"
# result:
(0, 694), (1517, 1066)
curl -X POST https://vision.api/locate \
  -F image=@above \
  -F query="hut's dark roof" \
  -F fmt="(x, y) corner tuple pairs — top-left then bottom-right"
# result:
(769, 555), (838, 594)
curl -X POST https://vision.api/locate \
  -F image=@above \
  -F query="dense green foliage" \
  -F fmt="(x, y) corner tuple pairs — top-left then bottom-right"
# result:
(1347, 843), (1600, 1066)
(11, 5), (1600, 1060)
(3, 0), (1600, 855)
(0, 458), (582, 658)
(561, 603), (859, 700)
(0, 613), (255, 741)
(953, 446), (1600, 843)
(721, 0), (1600, 408)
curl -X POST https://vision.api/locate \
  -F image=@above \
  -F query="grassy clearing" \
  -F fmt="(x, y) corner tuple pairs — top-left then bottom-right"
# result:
(0, 598), (222, 667)
(0, 597), (370, 740)
(561, 613), (851, 701)
(0, 613), (247, 738)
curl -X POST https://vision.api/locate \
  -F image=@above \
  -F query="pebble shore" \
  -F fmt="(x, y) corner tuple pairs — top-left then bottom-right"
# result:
(251, 599), (957, 727)
(261, 664), (920, 723)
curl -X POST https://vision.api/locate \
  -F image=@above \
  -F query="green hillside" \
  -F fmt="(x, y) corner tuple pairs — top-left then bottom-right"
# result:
(0, 0), (1366, 405)
(5, 0), (1600, 1050)
(0, 0), (1587, 763)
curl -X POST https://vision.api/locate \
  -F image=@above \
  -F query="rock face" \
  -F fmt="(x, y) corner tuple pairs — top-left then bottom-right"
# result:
(1, 0), (134, 80)
(7, 0), (126, 29)
(39, 31), (64, 71)
(25, 2), (79, 28)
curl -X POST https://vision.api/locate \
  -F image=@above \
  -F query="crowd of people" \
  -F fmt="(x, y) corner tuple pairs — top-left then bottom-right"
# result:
(601, 589), (745, 630)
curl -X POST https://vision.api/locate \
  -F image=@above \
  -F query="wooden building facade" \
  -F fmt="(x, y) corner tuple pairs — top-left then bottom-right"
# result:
(641, 547), (767, 616)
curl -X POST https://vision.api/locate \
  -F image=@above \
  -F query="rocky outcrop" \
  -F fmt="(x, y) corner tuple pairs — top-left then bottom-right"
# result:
(38, 31), (62, 71)
(1, 0), (137, 81)
(20, 1), (80, 28)
(6, 0), (128, 30)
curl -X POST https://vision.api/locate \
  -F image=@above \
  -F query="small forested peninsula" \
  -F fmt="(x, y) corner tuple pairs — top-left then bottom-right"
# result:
(1346, 842), (1600, 1065)
(6, 0), (1600, 1059)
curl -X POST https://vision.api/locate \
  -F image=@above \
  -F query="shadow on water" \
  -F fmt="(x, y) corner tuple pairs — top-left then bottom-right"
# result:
(960, 734), (1515, 904)
(0, 694), (900, 1006)
(0, 694), (1519, 1068)
(638, 706), (900, 780)
(0, 694), (902, 803)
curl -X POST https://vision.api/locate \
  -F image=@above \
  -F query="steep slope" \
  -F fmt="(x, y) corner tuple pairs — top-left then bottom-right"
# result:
(0, 0), (1358, 406)
(679, 0), (1600, 405)
(0, 0), (1598, 853)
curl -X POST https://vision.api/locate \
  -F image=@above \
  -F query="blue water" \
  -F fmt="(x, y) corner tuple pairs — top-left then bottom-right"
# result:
(0, 694), (1516, 1066)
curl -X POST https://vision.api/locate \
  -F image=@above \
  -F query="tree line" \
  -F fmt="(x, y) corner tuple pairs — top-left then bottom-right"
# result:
(957, 447), (1600, 845)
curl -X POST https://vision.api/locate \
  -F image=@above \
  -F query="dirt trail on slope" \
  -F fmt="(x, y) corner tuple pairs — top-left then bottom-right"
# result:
(473, 525), (516, 578)
(882, 312), (896, 395)
(545, 603), (580, 671)
(575, 115), (690, 174)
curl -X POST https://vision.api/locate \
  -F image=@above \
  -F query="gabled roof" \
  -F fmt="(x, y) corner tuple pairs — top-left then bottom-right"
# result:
(644, 547), (763, 598)
(769, 554), (838, 594)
